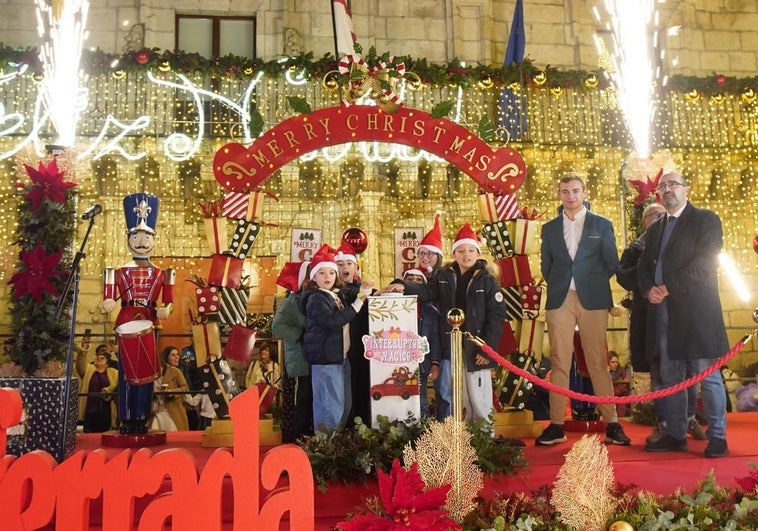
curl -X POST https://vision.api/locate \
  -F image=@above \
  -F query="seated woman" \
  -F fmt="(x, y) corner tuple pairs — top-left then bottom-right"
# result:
(76, 345), (119, 433)
(608, 351), (631, 417)
(736, 363), (758, 413)
(152, 346), (190, 431)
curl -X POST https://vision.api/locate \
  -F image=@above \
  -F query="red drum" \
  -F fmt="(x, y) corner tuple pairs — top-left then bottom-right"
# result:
(115, 320), (160, 385)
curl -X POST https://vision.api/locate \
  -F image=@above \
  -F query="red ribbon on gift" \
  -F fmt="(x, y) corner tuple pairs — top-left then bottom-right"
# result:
(519, 206), (542, 220)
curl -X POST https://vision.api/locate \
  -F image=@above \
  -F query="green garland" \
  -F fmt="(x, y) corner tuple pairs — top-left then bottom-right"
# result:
(1, 43), (755, 96)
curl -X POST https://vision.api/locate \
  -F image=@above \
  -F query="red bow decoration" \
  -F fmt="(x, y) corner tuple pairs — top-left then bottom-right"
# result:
(519, 206), (542, 220)
(629, 168), (663, 206)
(197, 200), (223, 218)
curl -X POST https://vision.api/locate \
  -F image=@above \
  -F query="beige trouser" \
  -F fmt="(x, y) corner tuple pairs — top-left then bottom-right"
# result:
(546, 291), (617, 425)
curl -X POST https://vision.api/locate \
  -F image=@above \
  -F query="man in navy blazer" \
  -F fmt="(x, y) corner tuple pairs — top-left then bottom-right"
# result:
(536, 172), (631, 446)
(638, 170), (729, 457)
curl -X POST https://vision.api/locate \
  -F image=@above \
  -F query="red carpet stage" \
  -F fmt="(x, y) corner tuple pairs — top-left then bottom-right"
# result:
(67, 412), (758, 530)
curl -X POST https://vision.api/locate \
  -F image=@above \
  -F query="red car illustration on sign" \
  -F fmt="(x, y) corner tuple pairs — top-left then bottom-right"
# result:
(370, 366), (420, 401)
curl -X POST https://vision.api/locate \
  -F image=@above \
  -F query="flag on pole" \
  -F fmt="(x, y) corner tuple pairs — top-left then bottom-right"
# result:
(499, 0), (527, 141)
(332, 0), (357, 57)
(504, 0), (525, 66)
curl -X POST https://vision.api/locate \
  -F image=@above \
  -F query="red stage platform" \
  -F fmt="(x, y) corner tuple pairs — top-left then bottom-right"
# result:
(69, 412), (758, 530)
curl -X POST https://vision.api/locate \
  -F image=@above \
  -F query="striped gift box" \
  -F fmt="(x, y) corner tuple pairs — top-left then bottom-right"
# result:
(477, 193), (520, 222)
(222, 191), (264, 221)
(501, 286), (523, 321)
(218, 286), (250, 325)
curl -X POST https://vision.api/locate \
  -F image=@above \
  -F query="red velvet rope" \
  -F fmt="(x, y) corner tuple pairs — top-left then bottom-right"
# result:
(469, 332), (755, 405)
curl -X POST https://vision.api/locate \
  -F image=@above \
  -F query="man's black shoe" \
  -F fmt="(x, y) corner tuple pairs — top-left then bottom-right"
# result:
(605, 422), (631, 445)
(536, 423), (567, 446)
(644, 433), (687, 452)
(704, 438), (729, 458)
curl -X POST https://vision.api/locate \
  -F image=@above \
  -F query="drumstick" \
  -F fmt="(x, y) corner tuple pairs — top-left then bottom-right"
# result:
(112, 283), (135, 303)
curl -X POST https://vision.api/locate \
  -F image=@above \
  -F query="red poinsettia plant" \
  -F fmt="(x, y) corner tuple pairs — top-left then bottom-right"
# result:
(336, 459), (460, 531)
(3, 158), (77, 376)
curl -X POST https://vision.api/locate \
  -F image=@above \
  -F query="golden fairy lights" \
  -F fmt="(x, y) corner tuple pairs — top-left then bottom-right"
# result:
(0, 72), (755, 289)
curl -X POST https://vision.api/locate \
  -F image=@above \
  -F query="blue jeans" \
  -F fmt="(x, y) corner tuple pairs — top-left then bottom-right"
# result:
(655, 304), (726, 441)
(312, 359), (352, 432)
(434, 359), (452, 421)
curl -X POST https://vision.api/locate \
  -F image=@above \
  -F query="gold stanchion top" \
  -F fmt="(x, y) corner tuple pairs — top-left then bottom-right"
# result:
(447, 308), (465, 328)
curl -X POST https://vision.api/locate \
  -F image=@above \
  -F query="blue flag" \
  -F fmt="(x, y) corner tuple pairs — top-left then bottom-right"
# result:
(504, 0), (525, 66)
(499, 0), (527, 140)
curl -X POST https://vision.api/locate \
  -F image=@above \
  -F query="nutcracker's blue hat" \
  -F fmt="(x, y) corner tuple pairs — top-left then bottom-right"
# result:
(123, 193), (159, 235)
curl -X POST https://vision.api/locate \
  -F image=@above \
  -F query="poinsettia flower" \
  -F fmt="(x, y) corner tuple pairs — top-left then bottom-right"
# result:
(21, 159), (76, 211)
(735, 469), (758, 493)
(336, 459), (459, 531)
(8, 242), (66, 302)
(629, 168), (663, 206)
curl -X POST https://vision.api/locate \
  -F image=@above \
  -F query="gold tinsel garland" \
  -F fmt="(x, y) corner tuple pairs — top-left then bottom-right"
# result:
(551, 434), (619, 530)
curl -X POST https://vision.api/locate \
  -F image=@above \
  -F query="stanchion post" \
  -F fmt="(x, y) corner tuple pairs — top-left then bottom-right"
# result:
(448, 308), (465, 424)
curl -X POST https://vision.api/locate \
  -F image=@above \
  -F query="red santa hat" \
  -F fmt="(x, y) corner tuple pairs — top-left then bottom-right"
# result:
(309, 247), (339, 280)
(402, 268), (427, 282)
(275, 261), (310, 292)
(334, 241), (358, 263)
(451, 223), (481, 253)
(418, 210), (443, 256)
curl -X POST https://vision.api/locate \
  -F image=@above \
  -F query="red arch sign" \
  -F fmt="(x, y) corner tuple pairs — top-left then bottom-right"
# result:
(213, 105), (526, 194)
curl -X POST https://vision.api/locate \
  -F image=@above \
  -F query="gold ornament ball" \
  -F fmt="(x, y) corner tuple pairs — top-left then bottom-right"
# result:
(608, 522), (634, 531)
(447, 308), (465, 327)
(533, 70), (547, 86)
(742, 88), (757, 104)
(584, 72), (599, 89)
(243, 67), (253, 75)
(322, 76), (338, 90)
(112, 70), (126, 80)
(549, 86), (563, 97)
(710, 93), (725, 104)
(159, 61), (171, 72)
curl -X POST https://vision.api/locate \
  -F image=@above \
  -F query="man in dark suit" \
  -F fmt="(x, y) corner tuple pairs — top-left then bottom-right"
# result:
(638, 171), (729, 457)
(537, 172), (631, 446)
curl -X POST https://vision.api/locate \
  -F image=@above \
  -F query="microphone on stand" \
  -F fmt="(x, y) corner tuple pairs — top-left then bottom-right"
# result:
(82, 204), (103, 220)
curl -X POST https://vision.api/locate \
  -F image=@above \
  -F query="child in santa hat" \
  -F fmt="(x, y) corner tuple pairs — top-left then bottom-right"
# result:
(402, 269), (442, 420)
(299, 246), (373, 431)
(272, 260), (313, 442)
(388, 224), (506, 430)
(417, 211), (444, 280)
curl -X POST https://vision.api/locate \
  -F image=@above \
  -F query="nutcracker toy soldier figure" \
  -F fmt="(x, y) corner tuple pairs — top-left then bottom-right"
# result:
(101, 193), (174, 441)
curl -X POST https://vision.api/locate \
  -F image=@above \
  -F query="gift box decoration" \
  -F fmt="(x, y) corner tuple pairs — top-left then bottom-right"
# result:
(497, 255), (533, 287)
(192, 321), (222, 367)
(520, 283), (543, 316)
(198, 200), (228, 255)
(502, 286), (523, 321)
(195, 286), (220, 315)
(497, 320), (519, 357)
(508, 218), (539, 255)
(477, 192), (520, 223)
(222, 325), (258, 363)
(497, 352), (537, 410)
(223, 190), (265, 221)
(481, 221), (514, 259)
(208, 253), (244, 289)
(516, 318), (545, 358)
(255, 381), (277, 418)
(228, 220), (261, 259)
(199, 357), (241, 418)
(218, 286), (250, 326)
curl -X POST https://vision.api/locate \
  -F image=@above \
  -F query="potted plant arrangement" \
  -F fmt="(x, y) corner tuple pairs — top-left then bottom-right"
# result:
(0, 155), (79, 462)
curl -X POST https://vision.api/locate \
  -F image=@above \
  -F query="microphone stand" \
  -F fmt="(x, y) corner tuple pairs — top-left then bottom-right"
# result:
(56, 213), (97, 461)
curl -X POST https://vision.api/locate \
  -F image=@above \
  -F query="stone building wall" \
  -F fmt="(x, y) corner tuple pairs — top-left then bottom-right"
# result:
(0, 1), (756, 75)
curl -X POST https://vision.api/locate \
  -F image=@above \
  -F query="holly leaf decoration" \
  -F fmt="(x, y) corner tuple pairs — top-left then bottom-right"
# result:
(430, 101), (454, 119)
(287, 96), (312, 115)
(249, 107), (264, 137)
(478, 115), (495, 142)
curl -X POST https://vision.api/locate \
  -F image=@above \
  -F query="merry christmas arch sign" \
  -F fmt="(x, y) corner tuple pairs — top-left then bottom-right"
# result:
(213, 105), (527, 194)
